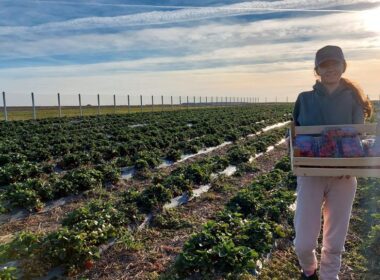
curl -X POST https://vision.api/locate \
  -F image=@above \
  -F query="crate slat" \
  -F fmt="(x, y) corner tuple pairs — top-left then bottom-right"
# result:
(294, 123), (377, 135)
(293, 157), (380, 166)
(293, 167), (380, 177)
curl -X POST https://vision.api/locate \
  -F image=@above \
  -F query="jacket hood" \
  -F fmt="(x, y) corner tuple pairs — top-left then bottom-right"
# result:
(312, 79), (349, 97)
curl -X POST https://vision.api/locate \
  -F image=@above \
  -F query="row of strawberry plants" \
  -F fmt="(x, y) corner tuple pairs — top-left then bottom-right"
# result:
(0, 155), (236, 277)
(165, 157), (296, 279)
(93, 127), (288, 213)
(0, 128), (288, 278)
(0, 106), (291, 184)
(0, 113), (289, 211)
(1, 163), (120, 212)
(0, 121), (287, 214)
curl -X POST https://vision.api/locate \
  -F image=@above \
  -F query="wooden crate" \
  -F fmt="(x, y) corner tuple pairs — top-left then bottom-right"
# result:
(289, 122), (380, 177)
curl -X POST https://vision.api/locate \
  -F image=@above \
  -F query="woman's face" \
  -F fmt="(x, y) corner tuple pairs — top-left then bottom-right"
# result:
(316, 59), (345, 84)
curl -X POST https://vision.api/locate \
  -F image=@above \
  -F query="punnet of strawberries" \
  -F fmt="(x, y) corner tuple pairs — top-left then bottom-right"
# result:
(294, 127), (379, 158)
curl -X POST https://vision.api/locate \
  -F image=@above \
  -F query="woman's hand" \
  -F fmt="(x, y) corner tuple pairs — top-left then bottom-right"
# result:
(337, 175), (351, 179)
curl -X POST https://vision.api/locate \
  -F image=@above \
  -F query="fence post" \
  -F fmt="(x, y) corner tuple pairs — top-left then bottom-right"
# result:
(187, 96), (189, 110)
(79, 94), (83, 117)
(193, 96), (195, 106)
(113, 94), (116, 114)
(171, 96), (173, 110)
(57, 93), (61, 118)
(2, 91), (8, 121)
(127, 94), (130, 114)
(31, 92), (36, 120)
(151, 95), (154, 112)
(161, 95), (164, 112)
(140, 95), (143, 113)
(97, 94), (100, 115)
(179, 96), (182, 106)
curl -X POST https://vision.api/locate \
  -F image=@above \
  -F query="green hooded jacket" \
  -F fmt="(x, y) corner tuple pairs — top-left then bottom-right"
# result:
(293, 79), (365, 126)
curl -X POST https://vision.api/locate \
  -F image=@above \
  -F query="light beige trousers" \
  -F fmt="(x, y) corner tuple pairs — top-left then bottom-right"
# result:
(293, 176), (357, 280)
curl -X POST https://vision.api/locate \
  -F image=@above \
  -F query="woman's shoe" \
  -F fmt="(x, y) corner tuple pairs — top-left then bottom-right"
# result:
(300, 269), (318, 279)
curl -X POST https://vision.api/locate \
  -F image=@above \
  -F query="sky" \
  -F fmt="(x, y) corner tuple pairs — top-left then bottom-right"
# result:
(1, 0), (380, 106)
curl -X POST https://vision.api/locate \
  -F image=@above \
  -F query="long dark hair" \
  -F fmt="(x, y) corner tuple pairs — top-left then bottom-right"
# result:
(340, 77), (373, 119)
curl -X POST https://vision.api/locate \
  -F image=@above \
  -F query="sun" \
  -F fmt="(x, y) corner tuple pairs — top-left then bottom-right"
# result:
(361, 6), (380, 33)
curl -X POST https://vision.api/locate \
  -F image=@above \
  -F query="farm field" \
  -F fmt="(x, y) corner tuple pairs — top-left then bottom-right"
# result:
(0, 103), (269, 121)
(0, 104), (378, 280)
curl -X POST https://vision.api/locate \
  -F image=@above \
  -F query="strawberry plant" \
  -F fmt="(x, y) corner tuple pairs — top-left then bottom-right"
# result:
(94, 163), (121, 184)
(166, 149), (182, 161)
(133, 159), (152, 180)
(162, 174), (192, 196)
(227, 145), (251, 165)
(0, 266), (18, 280)
(134, 150), (161, 168)
(201, 135), (223, 148)
(4, 181), (44, 212)
(182, 164), (211, 185)
(136, 184), (173, 213)
(151, 209), (192, 230)
(58, 152), (91, 170)
(175, 214), (264, 276)
(62, 168), (102, 192)
(0, 162), (41, 187)
(0, 152), (26, 167)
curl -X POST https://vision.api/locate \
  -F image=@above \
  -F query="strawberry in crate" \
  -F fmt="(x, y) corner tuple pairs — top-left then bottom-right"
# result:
(317, 135), (338, 157)
(341, 136), (364, 157)
(324, 128), (340, 138)
(294, 135), (315, 157)
(340, 127), (358, 137)
(367, 136), (380, 156)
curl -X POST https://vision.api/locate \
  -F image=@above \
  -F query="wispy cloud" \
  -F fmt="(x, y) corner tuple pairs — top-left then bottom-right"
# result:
(1, 10), (379, 66)
(1, 0), (377, 36)
(1, 1), (380, 101)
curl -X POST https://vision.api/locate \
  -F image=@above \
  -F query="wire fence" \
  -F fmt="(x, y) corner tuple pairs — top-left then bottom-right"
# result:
(0, 92), (291, 121)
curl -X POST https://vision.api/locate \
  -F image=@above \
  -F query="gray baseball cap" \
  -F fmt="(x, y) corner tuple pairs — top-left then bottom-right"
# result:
(315, 45), (345, 67)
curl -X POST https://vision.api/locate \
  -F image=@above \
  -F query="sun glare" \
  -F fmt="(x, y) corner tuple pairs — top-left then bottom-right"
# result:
(361, 7), (380, 33)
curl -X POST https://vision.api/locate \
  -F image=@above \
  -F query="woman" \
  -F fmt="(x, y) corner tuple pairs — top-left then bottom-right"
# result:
(292, 45), (373, 280)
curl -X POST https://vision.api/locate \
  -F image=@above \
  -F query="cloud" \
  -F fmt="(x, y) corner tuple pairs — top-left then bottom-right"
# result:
(1, 10), (379, 68)
(0, 0), (377, 36)
(1, 1), (380, 103)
